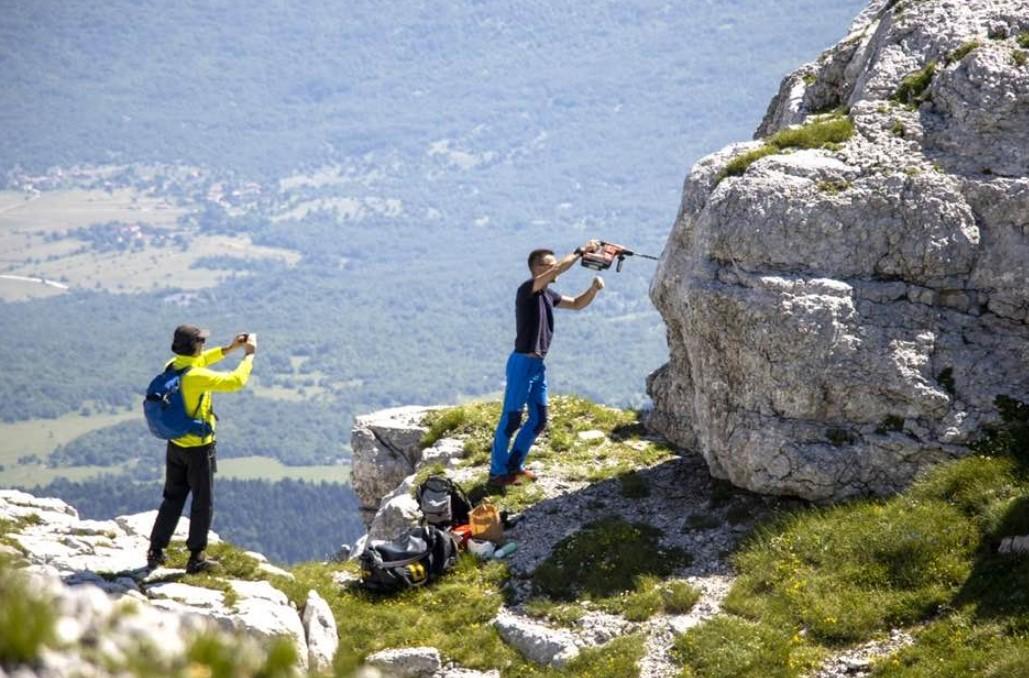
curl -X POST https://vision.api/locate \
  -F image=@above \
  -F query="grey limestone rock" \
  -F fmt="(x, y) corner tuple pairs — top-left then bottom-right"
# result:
(302, 589), (339, 673)
(351, 405), (437, 523)
(366, 647), (442, 677)
(0, 490), (309, 675)
(366, 474), (422, 542)
(649, 0), (1029, 500)
(493, 610), (580, 668)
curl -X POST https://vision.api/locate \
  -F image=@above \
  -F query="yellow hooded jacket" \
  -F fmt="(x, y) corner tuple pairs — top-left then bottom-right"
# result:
(166, 346), (254, 447)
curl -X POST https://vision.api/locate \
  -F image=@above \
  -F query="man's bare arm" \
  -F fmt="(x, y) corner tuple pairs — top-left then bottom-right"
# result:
(561, 276), (605, 310)
(532, 252), (578, 293)
(531, 240), (600, 293)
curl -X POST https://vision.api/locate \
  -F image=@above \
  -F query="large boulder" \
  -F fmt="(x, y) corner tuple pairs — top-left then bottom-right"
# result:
(649, 0), (1029, 500)
(351, 405), (436, 524)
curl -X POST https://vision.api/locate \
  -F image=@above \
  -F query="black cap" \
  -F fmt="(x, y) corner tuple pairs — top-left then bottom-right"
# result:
(171, 324), (211, 355)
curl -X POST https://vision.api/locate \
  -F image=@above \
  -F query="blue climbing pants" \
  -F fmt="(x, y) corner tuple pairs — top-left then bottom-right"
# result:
(491, 352), (549, 476)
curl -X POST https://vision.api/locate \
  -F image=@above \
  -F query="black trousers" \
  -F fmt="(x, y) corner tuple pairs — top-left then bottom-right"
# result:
(149, 441), (215, 554)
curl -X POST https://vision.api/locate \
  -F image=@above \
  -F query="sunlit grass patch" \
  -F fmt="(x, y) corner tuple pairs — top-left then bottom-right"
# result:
(280, 555), (528, 675)
(421, 401), (501, 449)
(423, 395), (674, 500)
(523, 597), (587, 627)
(723, 497), (977, 644)
(673, 615), (825, 678)
(562, 633), (647, 678)
(873, 614), (1029, 677)
(596, 576), (702, 622)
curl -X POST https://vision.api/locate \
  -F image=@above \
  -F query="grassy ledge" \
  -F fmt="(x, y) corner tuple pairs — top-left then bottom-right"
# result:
(717, 114), (855, 183)
(673, 395), (1029, 678)
(420, 395), (675, 513)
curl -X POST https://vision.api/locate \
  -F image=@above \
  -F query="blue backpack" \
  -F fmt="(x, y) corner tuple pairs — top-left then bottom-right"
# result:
(143, 365), (212, 439)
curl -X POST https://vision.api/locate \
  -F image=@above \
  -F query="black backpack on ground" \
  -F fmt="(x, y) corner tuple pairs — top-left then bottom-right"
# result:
(359, 525), (459, 593)
(416, 474), (472, 527)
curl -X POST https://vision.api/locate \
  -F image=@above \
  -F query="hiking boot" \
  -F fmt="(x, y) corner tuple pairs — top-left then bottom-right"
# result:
(487, 474), (517, 488)
(185, 552), (220, 574)
(511, 469), (537, 483)
(146, 548), (166, 570)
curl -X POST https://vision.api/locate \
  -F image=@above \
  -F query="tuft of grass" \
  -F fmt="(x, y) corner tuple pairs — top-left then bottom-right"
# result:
(826, 427), (856, 446)
(720, 146), (780, 181)
(619, 471), (650, 498)
(1013, 50), (1028, 67)
(726, 502), (753, 526)
(718, 115), (854, 182)
(523, 597), (586, 627)
(769, 115), (853, 149)
(184, 632), (297, 678)
(892, 61), (937, 107)
(946, 40), (981, 65)
(595, 575), (702, 622)
(0, 563), (56, 664)
(664, 580), (703, 614)
(937, 367), (956, 396)
(674, 615), (825, 678)
(684, 513), (721, 531)
(421, 401), (500, 455)
(876, 415), (906, 435)
(816, 179), (851, 195)
(1018, 32), (1029, 49)
(563, 633), (647, 678)
(891, 119), (906, 137)
(533, 518), (691, 602)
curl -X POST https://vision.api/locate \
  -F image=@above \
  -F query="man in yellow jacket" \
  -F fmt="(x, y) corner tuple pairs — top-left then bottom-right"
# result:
(147, 324), (256, 573)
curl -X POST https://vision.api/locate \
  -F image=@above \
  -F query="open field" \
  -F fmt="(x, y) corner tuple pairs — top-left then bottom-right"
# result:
(0, 408), (137, 467)
(3, 232), (300, 300)
(0, 189), (301, 301)
(0, 462), (125, 488)
(0, 188), (183, 234)
(217, 456), (352, 484)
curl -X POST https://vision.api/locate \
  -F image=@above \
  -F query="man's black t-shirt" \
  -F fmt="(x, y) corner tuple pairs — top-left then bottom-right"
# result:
(514, 280), (562, 357)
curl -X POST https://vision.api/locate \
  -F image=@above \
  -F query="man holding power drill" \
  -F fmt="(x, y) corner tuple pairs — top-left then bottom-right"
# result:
(147, 326), (257, 573)
(490, 241), (605, 486)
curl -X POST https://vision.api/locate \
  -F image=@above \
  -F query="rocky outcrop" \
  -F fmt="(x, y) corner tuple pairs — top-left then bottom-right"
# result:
(351, 406), (437, 524)
(0, 489), (337, 675)
(649, 0), (1029, 500)
(353, 410), (471, 546)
